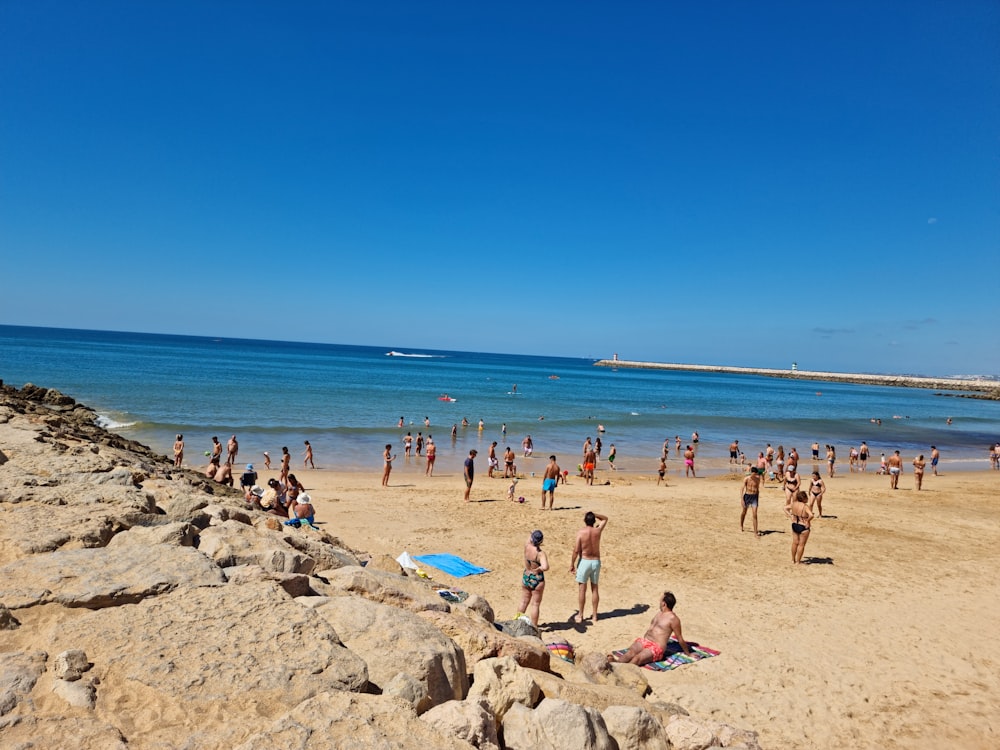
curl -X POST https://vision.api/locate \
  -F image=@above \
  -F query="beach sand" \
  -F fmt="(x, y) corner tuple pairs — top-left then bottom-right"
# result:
(269, 455), (999, 749)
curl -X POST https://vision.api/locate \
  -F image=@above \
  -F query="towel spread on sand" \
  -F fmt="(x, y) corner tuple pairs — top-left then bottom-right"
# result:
(413, 553), (490, 577)
(612, 638), (720, 672)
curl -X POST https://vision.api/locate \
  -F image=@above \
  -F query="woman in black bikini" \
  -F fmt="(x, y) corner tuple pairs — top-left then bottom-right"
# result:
(783, 465), (800, 503)
(785, 490), (814, 565)
(809, 471), (826, 516)
(519, 530), (549, 627)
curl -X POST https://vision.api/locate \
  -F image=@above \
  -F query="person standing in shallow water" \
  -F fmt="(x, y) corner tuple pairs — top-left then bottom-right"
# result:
(303, 440), (315, 469)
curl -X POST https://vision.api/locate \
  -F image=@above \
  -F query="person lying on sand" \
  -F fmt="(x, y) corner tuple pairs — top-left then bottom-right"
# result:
(609, 591), (690, 666)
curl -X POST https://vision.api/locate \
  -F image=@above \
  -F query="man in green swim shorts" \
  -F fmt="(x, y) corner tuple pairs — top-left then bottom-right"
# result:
(570, 510), (609, 625)
(541, 455), (561, 510)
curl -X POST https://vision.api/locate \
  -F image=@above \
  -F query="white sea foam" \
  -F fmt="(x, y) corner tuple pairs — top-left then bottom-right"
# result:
(96, 414), (136, 430)
(385, 351), (444, 358)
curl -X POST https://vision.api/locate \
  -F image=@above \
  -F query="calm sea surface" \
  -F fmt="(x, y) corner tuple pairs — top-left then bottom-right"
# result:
(2, 325), (998, 475)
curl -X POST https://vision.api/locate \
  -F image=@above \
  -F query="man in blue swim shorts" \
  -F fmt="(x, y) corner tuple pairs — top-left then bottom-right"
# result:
(570, 510), (609, 624)
(541, 455), (561, 510)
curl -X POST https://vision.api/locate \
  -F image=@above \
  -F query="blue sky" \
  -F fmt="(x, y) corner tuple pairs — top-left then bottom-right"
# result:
(2, 2), (998, 376)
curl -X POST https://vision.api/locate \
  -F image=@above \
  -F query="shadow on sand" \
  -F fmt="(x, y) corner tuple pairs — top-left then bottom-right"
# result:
(544, 603), (651, 634)
(803, 556), (834, 565)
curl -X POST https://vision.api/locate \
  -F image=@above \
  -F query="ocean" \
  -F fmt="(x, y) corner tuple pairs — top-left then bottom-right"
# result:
(2, 325), (998, 475)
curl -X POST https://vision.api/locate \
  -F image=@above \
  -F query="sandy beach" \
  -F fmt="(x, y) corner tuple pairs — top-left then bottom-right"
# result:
(267, 455), (1000, 749)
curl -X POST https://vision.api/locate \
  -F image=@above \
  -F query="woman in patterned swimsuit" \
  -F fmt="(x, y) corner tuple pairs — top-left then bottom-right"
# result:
(519, 530), (549, 627)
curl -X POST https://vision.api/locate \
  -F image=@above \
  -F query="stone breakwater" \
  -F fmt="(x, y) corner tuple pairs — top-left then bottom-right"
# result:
(594, 360), (1000, 398)
(0, 382), (761, 750)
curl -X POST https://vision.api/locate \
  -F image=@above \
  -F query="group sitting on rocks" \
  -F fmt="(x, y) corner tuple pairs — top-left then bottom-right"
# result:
(245, 475), (316, 528)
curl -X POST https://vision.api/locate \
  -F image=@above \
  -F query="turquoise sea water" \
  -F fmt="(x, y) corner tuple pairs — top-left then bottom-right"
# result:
(2, 325), (998, 475)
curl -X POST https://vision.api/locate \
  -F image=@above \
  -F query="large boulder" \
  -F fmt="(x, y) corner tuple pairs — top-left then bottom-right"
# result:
(600, 704), (670, 750)
(0, 543), (226, 609)
(520, 668), (651, 712)
(310, 594), (468, 711)
(197, 519), (317, 574)
(421, 698), (501, 750)
(233, 691), (477, 750)
(417, 608), (551, 672)
(501, 698), (615, 750)
(46, 582), (368, 746)
(466, 656), (542, 727)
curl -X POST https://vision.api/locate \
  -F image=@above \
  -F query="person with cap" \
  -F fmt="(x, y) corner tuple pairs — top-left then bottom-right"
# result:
(263, 451), (272, 470)
(240, 464), (258, 491)
(246, 484), (265, 508)
(519, 530), (549, 627)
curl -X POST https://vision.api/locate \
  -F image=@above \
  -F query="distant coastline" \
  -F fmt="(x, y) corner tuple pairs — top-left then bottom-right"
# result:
(594, 359), (1000, 399)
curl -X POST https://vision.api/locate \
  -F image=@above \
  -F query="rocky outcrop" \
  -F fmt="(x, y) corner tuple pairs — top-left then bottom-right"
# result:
(0, 382), (760, 749)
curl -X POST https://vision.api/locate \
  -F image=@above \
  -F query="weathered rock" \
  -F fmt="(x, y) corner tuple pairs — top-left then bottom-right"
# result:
(47, 582), (368, 743)
(466, 656), (542, 727)
(0, 603), (20, 630)
(664, 716), (717, 750)
(708, 720), (763, 749)
(417, 607), (551, 672)
(501, 698), (615, 750)
(106, 520), (197, 548)
(52, 677), (97, 709)
(384, 672), (434, 714)
(460, 593), (495, 623)
(601, 704), (670, 750)
(0, 715), (128, 749)
(521, 668), (651, 712)
(197, 519), (317, 574)
(233, 691), (477, 750)
(311, 593), (468, 710)
(0, 543), (226, 609)
(496, 617), (540, 639)
(366, 552), (405, 575)
(318, 565), (451, 613)
(0, 650), (47, 716)
(645, 699), (690, 726)
(421, 698), (501, 750)
(225, 564), (314, 597)
(280, 528), (362, 570)
(53, 649), (91, 681)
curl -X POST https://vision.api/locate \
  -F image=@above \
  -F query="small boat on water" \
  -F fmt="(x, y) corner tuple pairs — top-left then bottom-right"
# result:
(548, 375), (560, 380)
(438, 395), (457, 402)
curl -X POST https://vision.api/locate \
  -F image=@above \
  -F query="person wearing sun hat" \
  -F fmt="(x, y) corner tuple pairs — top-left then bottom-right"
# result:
(240, 463), (258, 491)
(518, 530), (549, 627)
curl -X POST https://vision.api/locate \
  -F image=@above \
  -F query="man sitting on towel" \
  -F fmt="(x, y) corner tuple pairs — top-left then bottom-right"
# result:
(609, 591), (690, 666)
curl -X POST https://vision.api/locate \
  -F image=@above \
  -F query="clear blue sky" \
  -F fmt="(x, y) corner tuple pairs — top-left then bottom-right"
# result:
(2, 2), (998, 376)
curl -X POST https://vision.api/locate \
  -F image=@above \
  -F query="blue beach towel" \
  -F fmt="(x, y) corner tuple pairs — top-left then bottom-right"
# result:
(413, 553), (490, 577)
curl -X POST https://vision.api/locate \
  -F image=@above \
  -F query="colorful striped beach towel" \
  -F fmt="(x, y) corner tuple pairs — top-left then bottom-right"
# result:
(612, 638), (720, 672)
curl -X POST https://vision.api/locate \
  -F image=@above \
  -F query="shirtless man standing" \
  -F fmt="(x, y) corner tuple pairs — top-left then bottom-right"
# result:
(684, 445), (696, 477)
(541, 455), (561, 510)
(583, 446), (597, 486)
(610, 591), (690, 665)
(931, 446), (940, 476)
(226, 435), (239, 466)
(887, 450), (903, 489)
(210, 436), (223, 465)
(741, 467), (762, 536)
(729, 440), (739, 464)
(570, 511), (608, 624)
(173, 434), (184, 468)
(488, 441), (499, 478)
(504, 446), (516, 478)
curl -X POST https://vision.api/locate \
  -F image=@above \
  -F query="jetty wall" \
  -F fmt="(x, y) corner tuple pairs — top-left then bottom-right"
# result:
(593, 360), (1000, 397)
